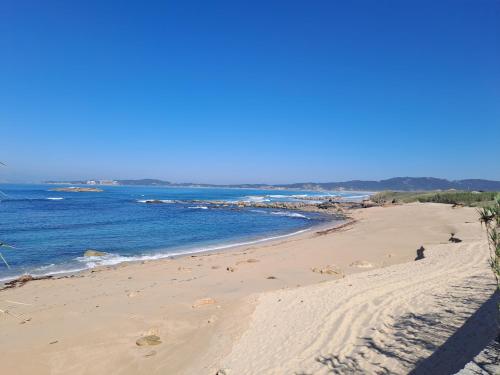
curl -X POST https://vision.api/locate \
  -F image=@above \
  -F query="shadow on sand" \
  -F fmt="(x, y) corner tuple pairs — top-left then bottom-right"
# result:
(297, 275), (499, 375)
(409, 288), (499, 374)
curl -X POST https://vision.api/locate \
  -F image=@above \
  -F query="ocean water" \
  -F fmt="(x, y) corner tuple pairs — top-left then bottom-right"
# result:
(0, 184), (368, 281)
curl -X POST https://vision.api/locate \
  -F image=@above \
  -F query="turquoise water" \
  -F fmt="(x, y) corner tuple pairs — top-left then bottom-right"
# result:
(0, 184), (367, 280)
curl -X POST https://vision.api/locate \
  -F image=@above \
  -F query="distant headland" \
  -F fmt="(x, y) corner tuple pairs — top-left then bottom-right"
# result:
(43, 177), (500, 192)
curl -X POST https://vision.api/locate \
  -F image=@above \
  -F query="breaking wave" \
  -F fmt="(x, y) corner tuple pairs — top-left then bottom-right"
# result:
(271, 211), (309, 219)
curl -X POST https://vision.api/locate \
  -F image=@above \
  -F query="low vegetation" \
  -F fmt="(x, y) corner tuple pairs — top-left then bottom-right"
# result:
(371, 190), (498, 207)
(478, 195), (500, 300)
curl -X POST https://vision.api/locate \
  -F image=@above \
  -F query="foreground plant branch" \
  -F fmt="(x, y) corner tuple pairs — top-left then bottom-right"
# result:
(0, 242), (14, 269)
(478, 194), (500, 297)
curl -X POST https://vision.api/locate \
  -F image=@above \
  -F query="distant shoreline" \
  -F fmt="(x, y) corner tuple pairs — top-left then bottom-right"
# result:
(2, 181), (374, 195)
(40, 176), (500, 192)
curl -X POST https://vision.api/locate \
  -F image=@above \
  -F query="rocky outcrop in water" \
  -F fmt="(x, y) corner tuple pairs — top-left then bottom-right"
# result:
(84, 249), (106, 257)
(188, 199), (352, 216)
(137, 196), (373, 218)
(51, 187), (103, 192)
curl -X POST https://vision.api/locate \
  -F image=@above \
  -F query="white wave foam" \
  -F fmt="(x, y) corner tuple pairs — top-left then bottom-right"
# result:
(34, 263), (56, 270)
(1, 228), (314, 284)
(188, 206), (208, 210)
(243, 195), (271, 202)
(73, 228), (311, 269)
(268, 194), (287, 198)
(271, 211), (309, 219)
(1, 228), (313, 283)
(47, 197), (64, 200)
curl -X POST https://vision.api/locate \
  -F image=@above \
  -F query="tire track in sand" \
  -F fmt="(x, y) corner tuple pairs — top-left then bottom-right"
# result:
(219, 240), (496, 374)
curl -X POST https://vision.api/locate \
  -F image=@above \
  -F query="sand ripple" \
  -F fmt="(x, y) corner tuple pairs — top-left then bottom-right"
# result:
(220, 240), (497, 374)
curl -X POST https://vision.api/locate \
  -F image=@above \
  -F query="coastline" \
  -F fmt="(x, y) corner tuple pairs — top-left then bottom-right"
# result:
(0, 203), (496, 374)
(0, 183), (359, 283)
(0, 211), (344, 285)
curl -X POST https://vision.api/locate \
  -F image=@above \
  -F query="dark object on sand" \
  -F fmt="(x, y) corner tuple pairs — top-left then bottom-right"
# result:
(449, 233), (462, 243)
(1, 274), (53, 290)
(415, 246), (425, 261)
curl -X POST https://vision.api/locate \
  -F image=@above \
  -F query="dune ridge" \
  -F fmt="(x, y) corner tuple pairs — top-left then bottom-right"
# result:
(218, 240), (497, 374)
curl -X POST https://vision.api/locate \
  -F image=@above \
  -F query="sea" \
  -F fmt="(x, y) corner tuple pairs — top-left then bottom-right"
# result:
(0, 184), (369, 281)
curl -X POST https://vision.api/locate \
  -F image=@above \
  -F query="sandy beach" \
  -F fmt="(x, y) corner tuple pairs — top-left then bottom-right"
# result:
(0, 203), (497, 374)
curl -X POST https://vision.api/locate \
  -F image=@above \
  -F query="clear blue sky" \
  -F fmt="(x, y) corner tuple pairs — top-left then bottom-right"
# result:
(1, 1), (499, 184)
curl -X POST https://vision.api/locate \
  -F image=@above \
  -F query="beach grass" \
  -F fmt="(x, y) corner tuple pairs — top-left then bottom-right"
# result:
(371, 190), (499, 207)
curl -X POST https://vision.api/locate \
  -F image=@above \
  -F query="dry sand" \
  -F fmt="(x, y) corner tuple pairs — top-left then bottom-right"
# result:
(0, 203), (497, 374)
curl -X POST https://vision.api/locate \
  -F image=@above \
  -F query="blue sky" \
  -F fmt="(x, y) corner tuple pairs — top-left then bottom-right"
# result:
(1, 1), (499, 184)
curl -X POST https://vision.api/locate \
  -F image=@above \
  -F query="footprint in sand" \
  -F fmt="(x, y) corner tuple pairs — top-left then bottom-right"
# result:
(311, 265), (343, 276)
(236, 258), (260, 265)
(349, 260), (373, 268)
(136, 335), (162, 346)
(192, 298), (217, 308)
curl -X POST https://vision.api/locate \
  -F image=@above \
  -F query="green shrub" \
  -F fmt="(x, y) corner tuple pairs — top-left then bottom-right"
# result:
(371, 191), (498, 207)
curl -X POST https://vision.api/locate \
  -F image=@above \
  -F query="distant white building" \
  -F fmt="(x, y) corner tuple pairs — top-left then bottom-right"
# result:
(85, 179), (117, 185)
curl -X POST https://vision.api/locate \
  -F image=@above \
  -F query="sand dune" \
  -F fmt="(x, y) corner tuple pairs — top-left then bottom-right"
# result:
(218, 240), (497, 374)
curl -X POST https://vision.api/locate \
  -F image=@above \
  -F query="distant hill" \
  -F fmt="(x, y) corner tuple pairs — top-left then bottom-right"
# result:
(277, 177), (500, 192)
(44, 177), (500, 192)
(117, 179), (172, 186)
